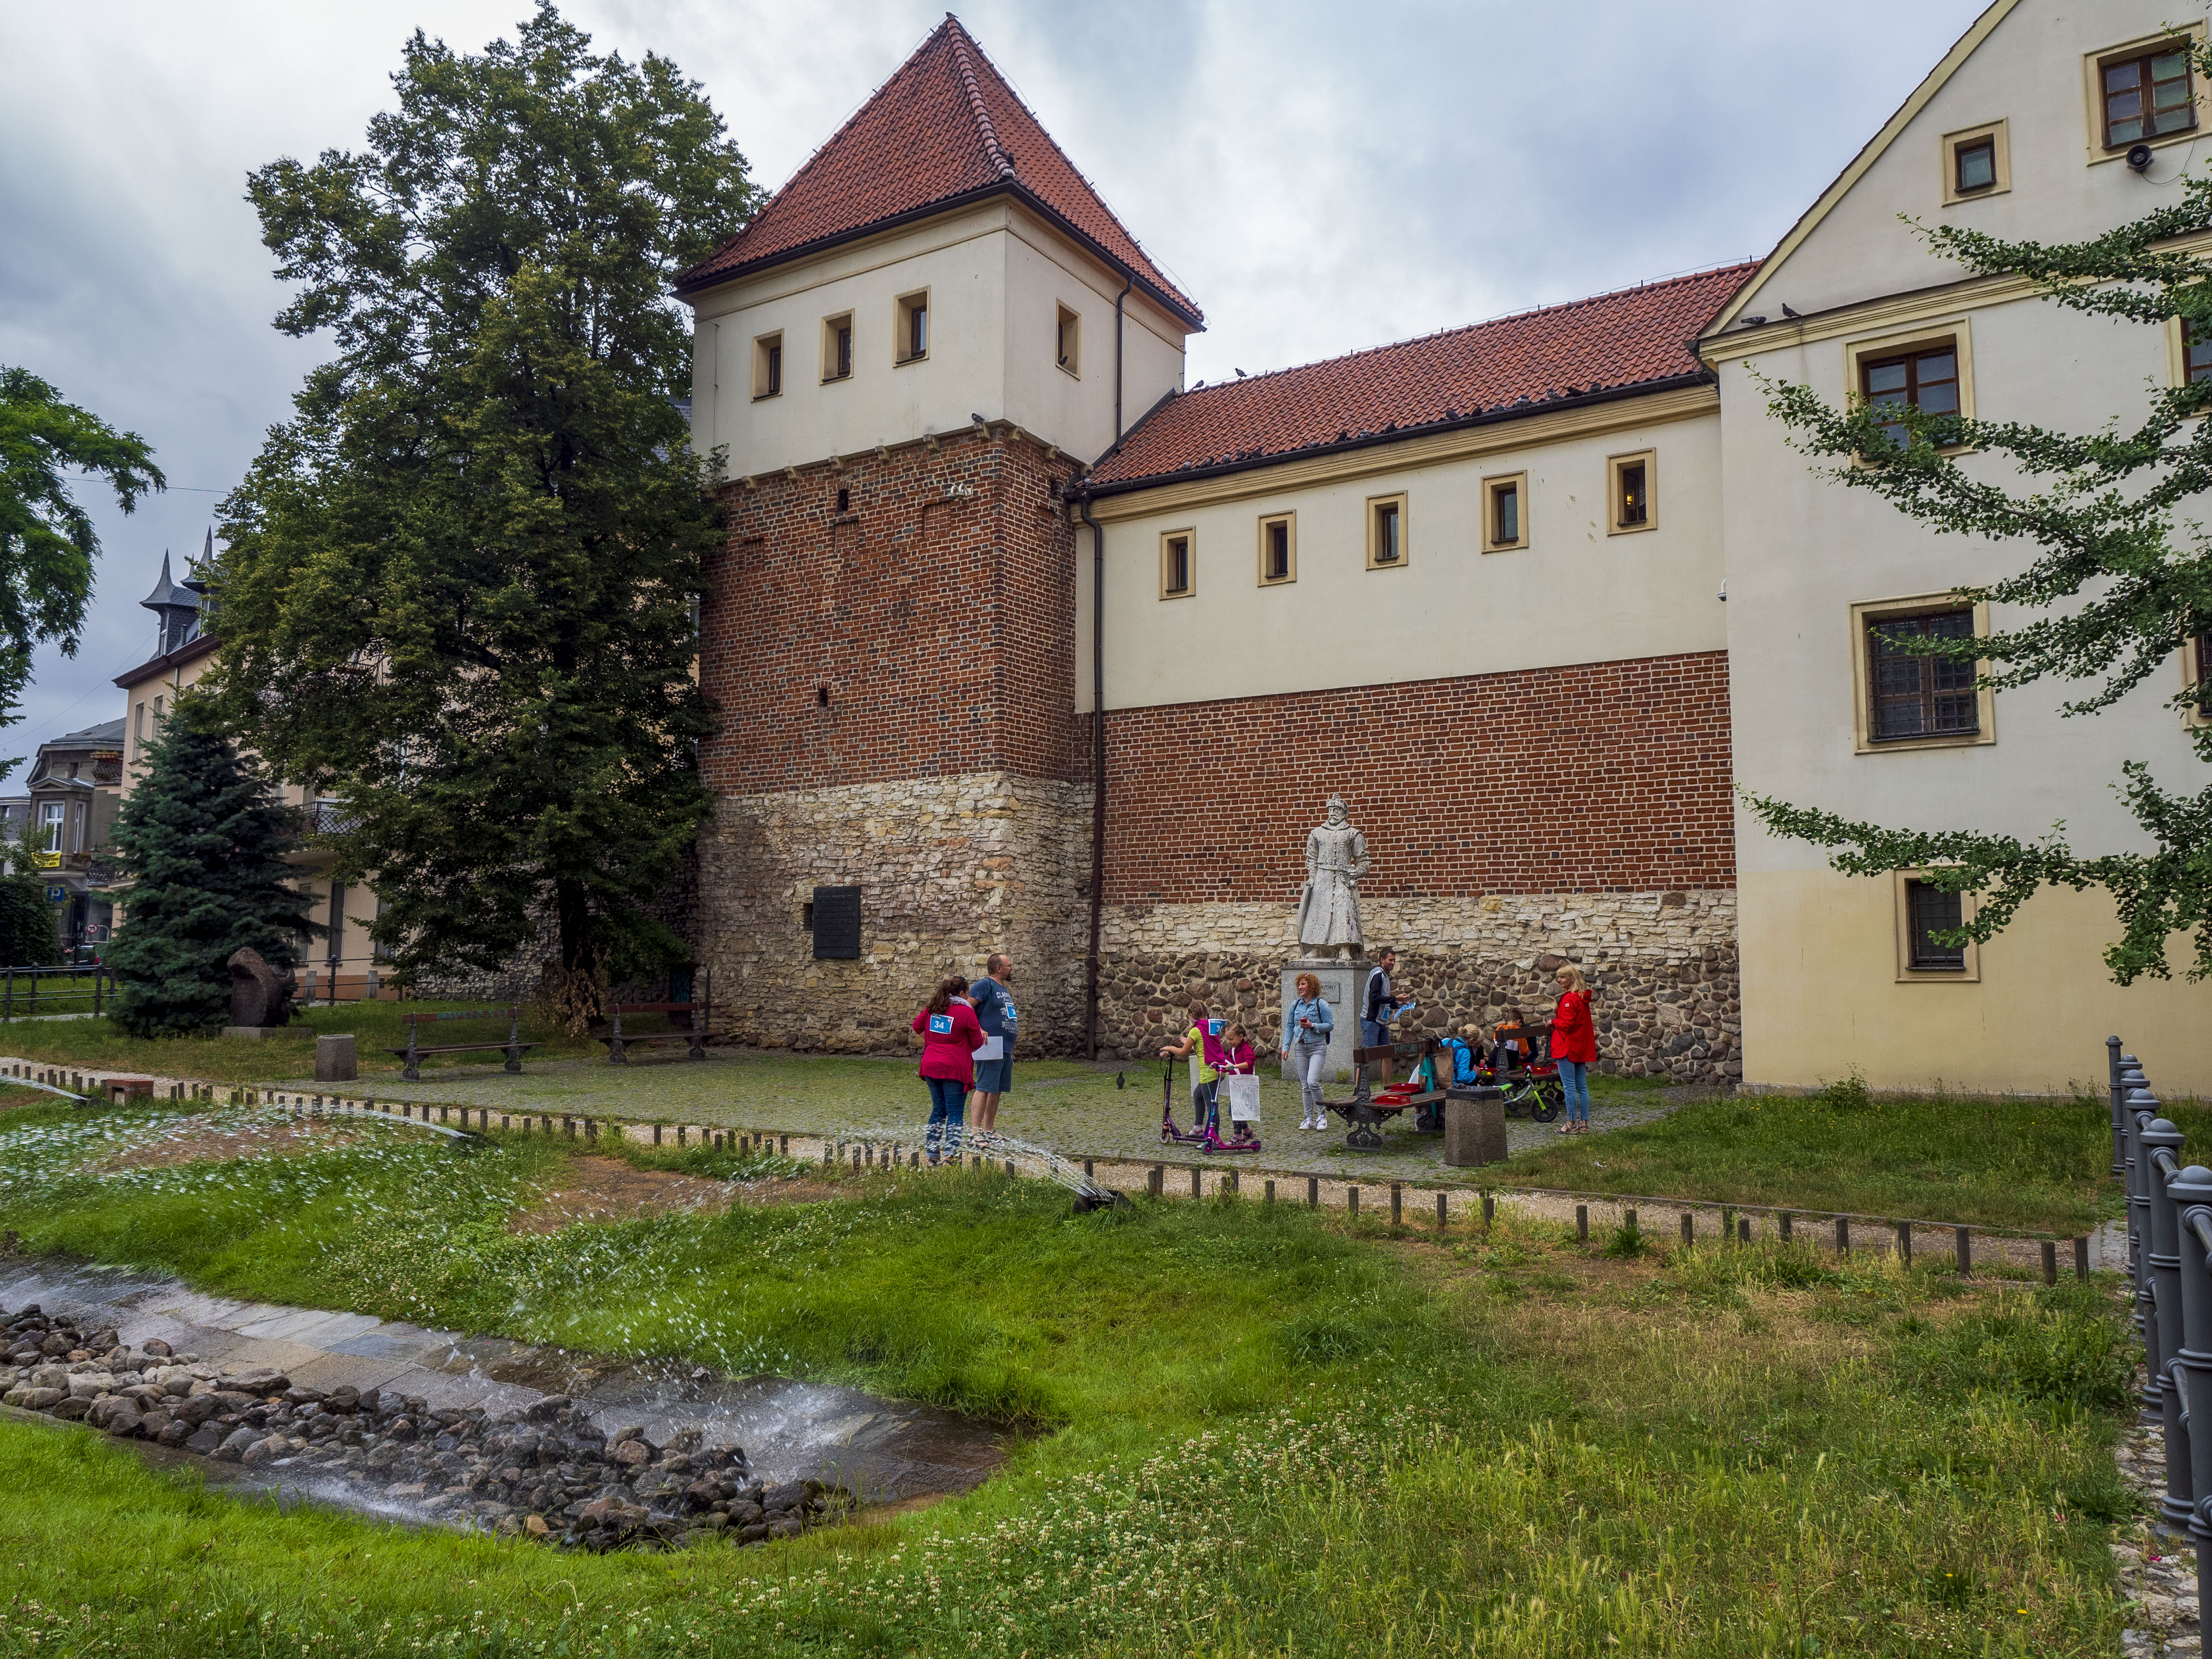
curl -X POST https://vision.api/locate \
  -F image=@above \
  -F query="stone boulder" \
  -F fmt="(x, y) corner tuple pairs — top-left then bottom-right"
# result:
(226, 948), (296, 1030)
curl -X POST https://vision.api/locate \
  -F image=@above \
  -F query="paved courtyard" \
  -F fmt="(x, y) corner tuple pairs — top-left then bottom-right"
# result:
(268, 1049), (1695, 1187)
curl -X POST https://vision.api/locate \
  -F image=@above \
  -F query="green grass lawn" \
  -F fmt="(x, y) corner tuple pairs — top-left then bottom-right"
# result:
(1492, 1073), (2193, 1234)
(0, 1097), (2146, 1656)
(0, 1000), (691, 1083)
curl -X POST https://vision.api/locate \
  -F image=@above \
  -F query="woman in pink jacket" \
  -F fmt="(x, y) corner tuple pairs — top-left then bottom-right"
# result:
(1549, 964), (1597, 1135)
(912, 976), (984, 1165)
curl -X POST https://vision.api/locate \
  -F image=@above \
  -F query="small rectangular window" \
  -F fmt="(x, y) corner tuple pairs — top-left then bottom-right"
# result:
(1366, 493), (1408, 570)
(2185, 320), (2212, 384)
(1609, 451), (1655, 534)
(1482, 473), (1527, 552)
(1257, 513), (1296, 585)
(1160, 529), (1194, 599)
(810, 884), (861, 961)
(1860, 341), (1960, 450)
(822, 313), (854, 382)
(1056, 304), (1081, 378)
(132, 702), (144, 747)
(2105, 46), (2196, 148)
(1868, 609), (1980, 741)
(1904, 880), (1968, 971)
(896, 291), (929, 364)
(753, 332), (783, 400)
(1954, 136), (1996, 192)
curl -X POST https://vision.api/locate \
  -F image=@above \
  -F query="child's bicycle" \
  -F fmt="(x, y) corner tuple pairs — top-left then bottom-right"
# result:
(1479, 1028), (1564, 1123)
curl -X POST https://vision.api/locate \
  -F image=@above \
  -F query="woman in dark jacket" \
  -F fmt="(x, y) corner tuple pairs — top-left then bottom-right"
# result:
(1549, 964), (1596, 1134)
(912, 976), (983, 1165)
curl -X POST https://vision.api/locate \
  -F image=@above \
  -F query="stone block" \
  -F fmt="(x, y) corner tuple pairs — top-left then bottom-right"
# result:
(1443, 1092), (1507, 1167)
(315, 1034), (359, 1082)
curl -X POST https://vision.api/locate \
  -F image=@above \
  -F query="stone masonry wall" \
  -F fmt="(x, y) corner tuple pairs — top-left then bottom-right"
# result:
(698, 771), (1092, 1055)
(1094, 892), (1739, 1082)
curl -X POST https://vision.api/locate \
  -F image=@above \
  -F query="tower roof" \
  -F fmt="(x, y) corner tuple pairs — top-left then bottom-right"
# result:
(675, 15), (1201, 328)
(139, 551), (194, 613)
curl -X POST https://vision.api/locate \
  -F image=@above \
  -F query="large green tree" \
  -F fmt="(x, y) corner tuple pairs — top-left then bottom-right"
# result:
(211, 2), (753, 995)
(105, 700), (315, 1036)
(0, 369), (163, 775)
(1743, 70), (2212, 985)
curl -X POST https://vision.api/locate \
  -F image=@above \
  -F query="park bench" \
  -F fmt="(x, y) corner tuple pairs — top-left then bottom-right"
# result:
(389, 1007), (531, 1082)
(599, 973), (712, 1065)
(1322, 1035), (1449, 1150)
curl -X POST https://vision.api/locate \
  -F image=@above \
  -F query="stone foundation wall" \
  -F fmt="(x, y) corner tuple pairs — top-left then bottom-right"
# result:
(1094, 891), (1739, 1082)
(698, 770), (1093, 1054)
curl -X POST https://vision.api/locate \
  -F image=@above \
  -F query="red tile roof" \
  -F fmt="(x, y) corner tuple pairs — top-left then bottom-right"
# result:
(1086, 263), (1757, 491)
(676, 17), (1201, 327)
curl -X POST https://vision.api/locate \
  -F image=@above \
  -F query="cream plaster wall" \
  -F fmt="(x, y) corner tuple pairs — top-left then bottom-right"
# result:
(1740, 869), (2212, 1095)
(685, 201), (1188, 480)
(1076, 407), (1723, 712)
(1730, 0), (2200, 327)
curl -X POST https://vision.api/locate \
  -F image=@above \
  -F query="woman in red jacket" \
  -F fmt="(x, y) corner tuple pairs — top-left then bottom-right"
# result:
(1549, 964), (1597, 1135)
(912, 976), (984, 1165)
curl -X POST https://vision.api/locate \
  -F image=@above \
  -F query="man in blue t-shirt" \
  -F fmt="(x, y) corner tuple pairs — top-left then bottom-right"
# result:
(969, 951), (1017, 1139)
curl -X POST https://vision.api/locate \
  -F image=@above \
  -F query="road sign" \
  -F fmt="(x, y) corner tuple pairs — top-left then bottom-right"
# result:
(44, 886), (65, 903)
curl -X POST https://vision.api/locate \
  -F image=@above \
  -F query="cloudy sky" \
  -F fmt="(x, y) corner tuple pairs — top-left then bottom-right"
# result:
(0, 0), (1988, 757)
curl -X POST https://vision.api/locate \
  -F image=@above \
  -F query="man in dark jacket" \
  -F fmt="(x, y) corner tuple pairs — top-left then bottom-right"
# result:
(1361, 948), (1404, 1087)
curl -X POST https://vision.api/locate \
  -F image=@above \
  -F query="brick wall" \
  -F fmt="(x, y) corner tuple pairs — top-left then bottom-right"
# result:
(703, 428), (1085, 794)
(1090, 650), (1733, 903)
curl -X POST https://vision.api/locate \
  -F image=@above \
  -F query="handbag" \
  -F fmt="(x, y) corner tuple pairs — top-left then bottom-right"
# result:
(1223, 1075), (1261, 1122)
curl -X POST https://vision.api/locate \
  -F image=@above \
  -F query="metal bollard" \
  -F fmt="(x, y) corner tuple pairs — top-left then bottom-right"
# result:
(2108, 1035), (2127, 1176)
(2131, 1090), (2164, 1409)
(2166, 1166), (2212, 1586)
(2146, 1119), (2194, 1527)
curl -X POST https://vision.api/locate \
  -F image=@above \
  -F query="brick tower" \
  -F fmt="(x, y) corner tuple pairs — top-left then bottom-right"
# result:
(675, 17), (1201, 1052)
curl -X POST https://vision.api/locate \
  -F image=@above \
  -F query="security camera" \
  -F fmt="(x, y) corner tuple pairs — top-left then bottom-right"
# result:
(2128, 143), (2155, 172)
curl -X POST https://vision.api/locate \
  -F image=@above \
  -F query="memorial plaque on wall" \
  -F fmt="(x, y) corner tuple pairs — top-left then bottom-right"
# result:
(811, 885), (862, 960)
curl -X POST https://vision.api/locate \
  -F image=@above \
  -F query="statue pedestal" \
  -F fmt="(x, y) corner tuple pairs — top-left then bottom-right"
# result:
(1279, 956), (1363, 1085)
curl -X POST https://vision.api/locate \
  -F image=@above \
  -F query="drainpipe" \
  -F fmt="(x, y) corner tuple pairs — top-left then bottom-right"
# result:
(1112, 275), (1131, 451)
(1079, 494), (1107, 1061)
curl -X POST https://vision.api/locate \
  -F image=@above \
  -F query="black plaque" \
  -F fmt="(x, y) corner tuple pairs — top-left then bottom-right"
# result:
(811, 885), (861, 960)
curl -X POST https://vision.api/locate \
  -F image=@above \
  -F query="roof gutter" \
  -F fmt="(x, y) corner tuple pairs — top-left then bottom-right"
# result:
(1082, 368), (1717, 500)
(674, 180), (1205, 333)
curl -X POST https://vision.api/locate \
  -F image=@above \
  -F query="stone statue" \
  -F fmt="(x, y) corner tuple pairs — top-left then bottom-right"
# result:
(1295, 795), (1369, 957)
(227, 947), (296, 1029)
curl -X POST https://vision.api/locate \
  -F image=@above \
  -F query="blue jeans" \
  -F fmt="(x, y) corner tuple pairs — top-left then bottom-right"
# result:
(1556, 1059), (1591, 1122)
(926, 1076), (966, 1156)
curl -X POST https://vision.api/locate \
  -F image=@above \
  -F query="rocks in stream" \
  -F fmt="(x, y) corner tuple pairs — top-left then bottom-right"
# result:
(0, 1303), (852, 1552)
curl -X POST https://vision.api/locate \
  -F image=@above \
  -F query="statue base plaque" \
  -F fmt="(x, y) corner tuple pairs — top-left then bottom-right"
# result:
(1279, 956), (1364, 1084)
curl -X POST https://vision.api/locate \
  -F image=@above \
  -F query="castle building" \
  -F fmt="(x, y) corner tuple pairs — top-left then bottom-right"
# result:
(679, 2), (2212, 1094)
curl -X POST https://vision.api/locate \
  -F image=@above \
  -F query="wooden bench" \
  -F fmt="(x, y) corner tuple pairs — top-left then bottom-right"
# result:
(600, 974), (712, 1064)
(389, 1007), (532, 1082)
(1321, 1037), (1447, 1150)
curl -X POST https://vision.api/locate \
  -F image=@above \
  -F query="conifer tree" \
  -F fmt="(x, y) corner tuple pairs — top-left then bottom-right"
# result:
(105, 701), (315, 1036)
(0, 822), (58, 968)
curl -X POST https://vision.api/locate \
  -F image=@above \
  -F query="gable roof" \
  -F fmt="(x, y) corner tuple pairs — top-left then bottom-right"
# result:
(675, 16), (1202, 328)
(1701, 0), (2021, 341)
(1086, 263), (1756, 493)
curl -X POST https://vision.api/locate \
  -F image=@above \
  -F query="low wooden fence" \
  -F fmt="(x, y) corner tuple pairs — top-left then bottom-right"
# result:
(2110, 1035), (2212, 1618)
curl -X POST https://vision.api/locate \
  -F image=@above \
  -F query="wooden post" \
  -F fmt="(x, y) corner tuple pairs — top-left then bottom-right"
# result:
(1896, 1222), (1911, 1265)
(1738, 1218), (1751, 1245)
(1625, 1206), (1639, 1238)
(1390, 1183), (1402, 1226)
(1437, 1191), (1449, 1230)
(1836, 1216), (1849, 1255)
(1956, 1227), (1972, 1277)
(1307, 1176), (1319, 1208)
(2075, 1235), (2091, 1281)
(1190, 1166), (1201, 1199)
(1576, 1204), (1588, 1243)
(1482, 1193), (1495, 1228)
(1348, 1186), (1359, 1218)
(2041, 1239), (2058, 1285)
(1681, 1212), (1693, 1245)
(1149, 1164), (1164, 1197)
(1083, 1158), (1094, 1179)
(1722, 1208), (1733, 1240)
(1779, 1211), (1793, 1241)
(1265, 1179), (1275, 1204)
(1228, 1169), (1239, 1197)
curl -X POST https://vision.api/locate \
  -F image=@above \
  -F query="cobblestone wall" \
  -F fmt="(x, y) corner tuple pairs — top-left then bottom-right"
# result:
(1093, 891), (1739, 1081)
(698, 770), (1093, 1054)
